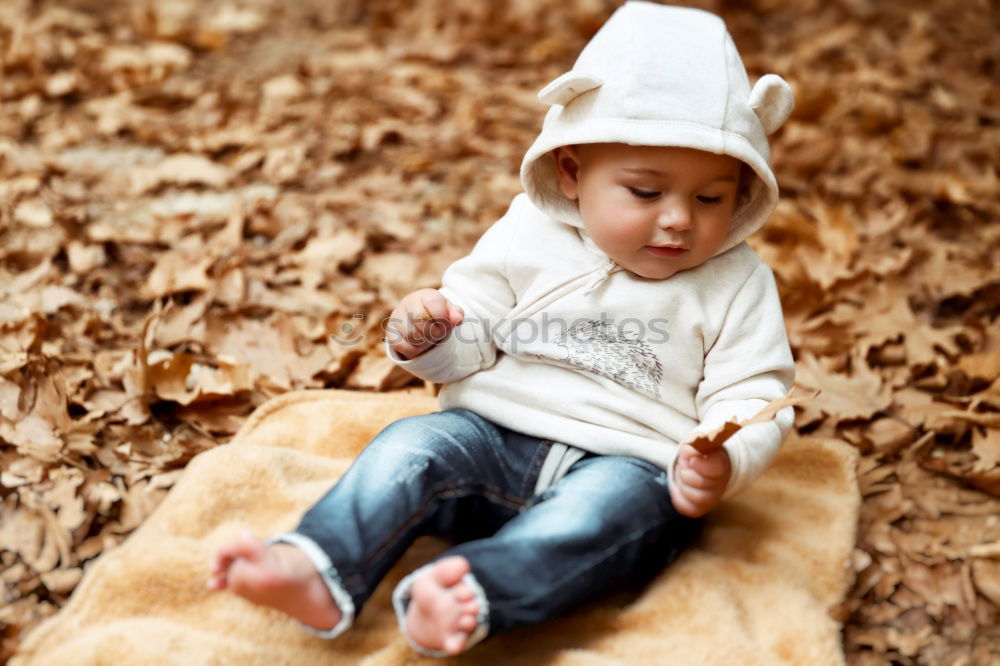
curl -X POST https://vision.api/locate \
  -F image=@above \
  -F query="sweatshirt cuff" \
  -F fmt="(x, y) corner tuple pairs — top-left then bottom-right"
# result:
(718, 408), (792, 501)
(720, 434), (749, 501)
(385, 326), (490, 383)
(386, 335), (452, 365)
(385, 336), (459, 381)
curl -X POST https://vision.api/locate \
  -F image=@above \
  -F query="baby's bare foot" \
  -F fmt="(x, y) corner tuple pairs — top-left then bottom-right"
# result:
(207, 530), (341, 633)
(405, 555), (481, 655)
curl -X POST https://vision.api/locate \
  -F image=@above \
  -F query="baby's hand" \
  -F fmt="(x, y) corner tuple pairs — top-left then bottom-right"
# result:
(387, 288), (464, 360)
(669, 440), (731, 518)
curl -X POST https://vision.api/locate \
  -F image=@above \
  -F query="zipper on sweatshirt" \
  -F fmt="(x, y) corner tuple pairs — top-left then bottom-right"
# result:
(582, 258), (620, 295)
(493, 257), (622, 345)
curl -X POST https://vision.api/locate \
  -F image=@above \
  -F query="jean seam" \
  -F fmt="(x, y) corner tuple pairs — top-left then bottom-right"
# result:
(521, 439), (553, 498)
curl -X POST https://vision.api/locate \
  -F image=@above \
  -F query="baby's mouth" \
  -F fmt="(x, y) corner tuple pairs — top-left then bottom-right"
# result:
(645, 245), (689, 257)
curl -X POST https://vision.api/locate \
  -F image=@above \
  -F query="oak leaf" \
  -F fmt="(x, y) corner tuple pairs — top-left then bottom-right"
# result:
(686, 392), (816, 454)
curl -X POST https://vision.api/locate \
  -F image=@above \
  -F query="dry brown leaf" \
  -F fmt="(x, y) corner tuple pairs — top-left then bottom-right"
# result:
(685, 392), (814, 454)
(130, 154), (232, 195)
(851, 282), (965, 366)
(971, 428), (1000, 473)
(144, 241), (215, 298)
(971, 559), (1000, 611)
(865, 417), (917, 458)
(795, 352), (893, 424)
(146, 352), (254, 406)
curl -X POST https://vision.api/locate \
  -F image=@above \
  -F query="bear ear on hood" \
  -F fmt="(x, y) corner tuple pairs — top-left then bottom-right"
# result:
(537, 71), (604, 107)
(748, 74), (794, 135)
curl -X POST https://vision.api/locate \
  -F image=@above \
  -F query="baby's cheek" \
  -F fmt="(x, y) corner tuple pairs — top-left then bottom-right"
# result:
(593, 224), (642, 259)
(620, 213), (652, 236)
(701, 216), (730, 248)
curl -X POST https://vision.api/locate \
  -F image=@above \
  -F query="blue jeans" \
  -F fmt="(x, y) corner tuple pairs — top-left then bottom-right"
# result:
(275, 408), (704, 652)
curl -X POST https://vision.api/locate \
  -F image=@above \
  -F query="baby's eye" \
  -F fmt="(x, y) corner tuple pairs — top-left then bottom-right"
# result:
(697, 195), (724, 204)
(628, 187), (659, 200)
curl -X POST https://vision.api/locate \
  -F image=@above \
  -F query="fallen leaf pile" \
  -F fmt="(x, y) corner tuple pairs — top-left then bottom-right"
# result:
(1, 0), (998, 663)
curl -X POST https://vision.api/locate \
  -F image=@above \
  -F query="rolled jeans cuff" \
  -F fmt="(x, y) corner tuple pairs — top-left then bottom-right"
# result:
(265, 532), (356, 639)
(391, 562), (490, 657)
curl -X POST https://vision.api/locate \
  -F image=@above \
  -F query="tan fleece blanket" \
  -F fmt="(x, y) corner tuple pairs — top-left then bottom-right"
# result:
(13, 389), (860, 666)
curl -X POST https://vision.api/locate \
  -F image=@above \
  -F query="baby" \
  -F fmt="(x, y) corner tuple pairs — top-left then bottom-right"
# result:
(208, 1), (796, 657)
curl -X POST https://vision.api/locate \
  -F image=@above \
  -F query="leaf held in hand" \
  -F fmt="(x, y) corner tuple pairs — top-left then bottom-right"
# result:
(686, 390), (819, 454)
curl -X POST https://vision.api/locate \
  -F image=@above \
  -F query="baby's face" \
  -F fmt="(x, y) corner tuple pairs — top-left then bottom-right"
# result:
(552, 143), (743, 280)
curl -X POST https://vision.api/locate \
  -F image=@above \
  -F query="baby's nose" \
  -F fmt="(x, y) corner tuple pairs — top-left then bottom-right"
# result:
(657, 202), (692, 231)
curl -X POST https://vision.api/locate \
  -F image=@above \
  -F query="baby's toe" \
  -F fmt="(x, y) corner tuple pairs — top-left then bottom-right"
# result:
(456, 614), (477, 632)
(205, 574), (225, 591)
(235, 531), (265, 560)
(452, 583), (474, 603)
(207, 544), (244, 587)
(443, 631), (468, 655)
(210, 542), (241, 570)
(432, 556), (471, 587)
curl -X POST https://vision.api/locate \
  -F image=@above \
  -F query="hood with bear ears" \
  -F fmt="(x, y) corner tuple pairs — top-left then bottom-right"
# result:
(520, 1), (794, 258)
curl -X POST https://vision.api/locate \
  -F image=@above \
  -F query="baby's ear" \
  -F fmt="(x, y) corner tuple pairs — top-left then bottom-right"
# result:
(551, 146), (583, 200)
(537, 71), (603, 107)
(748, 74), (794, 135)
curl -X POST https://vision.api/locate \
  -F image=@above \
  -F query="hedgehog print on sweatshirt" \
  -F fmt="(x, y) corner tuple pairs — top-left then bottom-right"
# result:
(546, 319), (663, 399)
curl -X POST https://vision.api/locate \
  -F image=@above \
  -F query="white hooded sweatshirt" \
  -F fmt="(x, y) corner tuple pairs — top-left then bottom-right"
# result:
(385, 1), (796, 501)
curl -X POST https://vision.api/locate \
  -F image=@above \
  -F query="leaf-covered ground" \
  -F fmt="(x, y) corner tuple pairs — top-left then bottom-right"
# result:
(1, 0), (998, 663)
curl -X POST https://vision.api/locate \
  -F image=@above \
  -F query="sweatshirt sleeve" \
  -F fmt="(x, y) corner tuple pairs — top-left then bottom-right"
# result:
(680, 262), (796, 501)
(385, 197), (521, 384)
